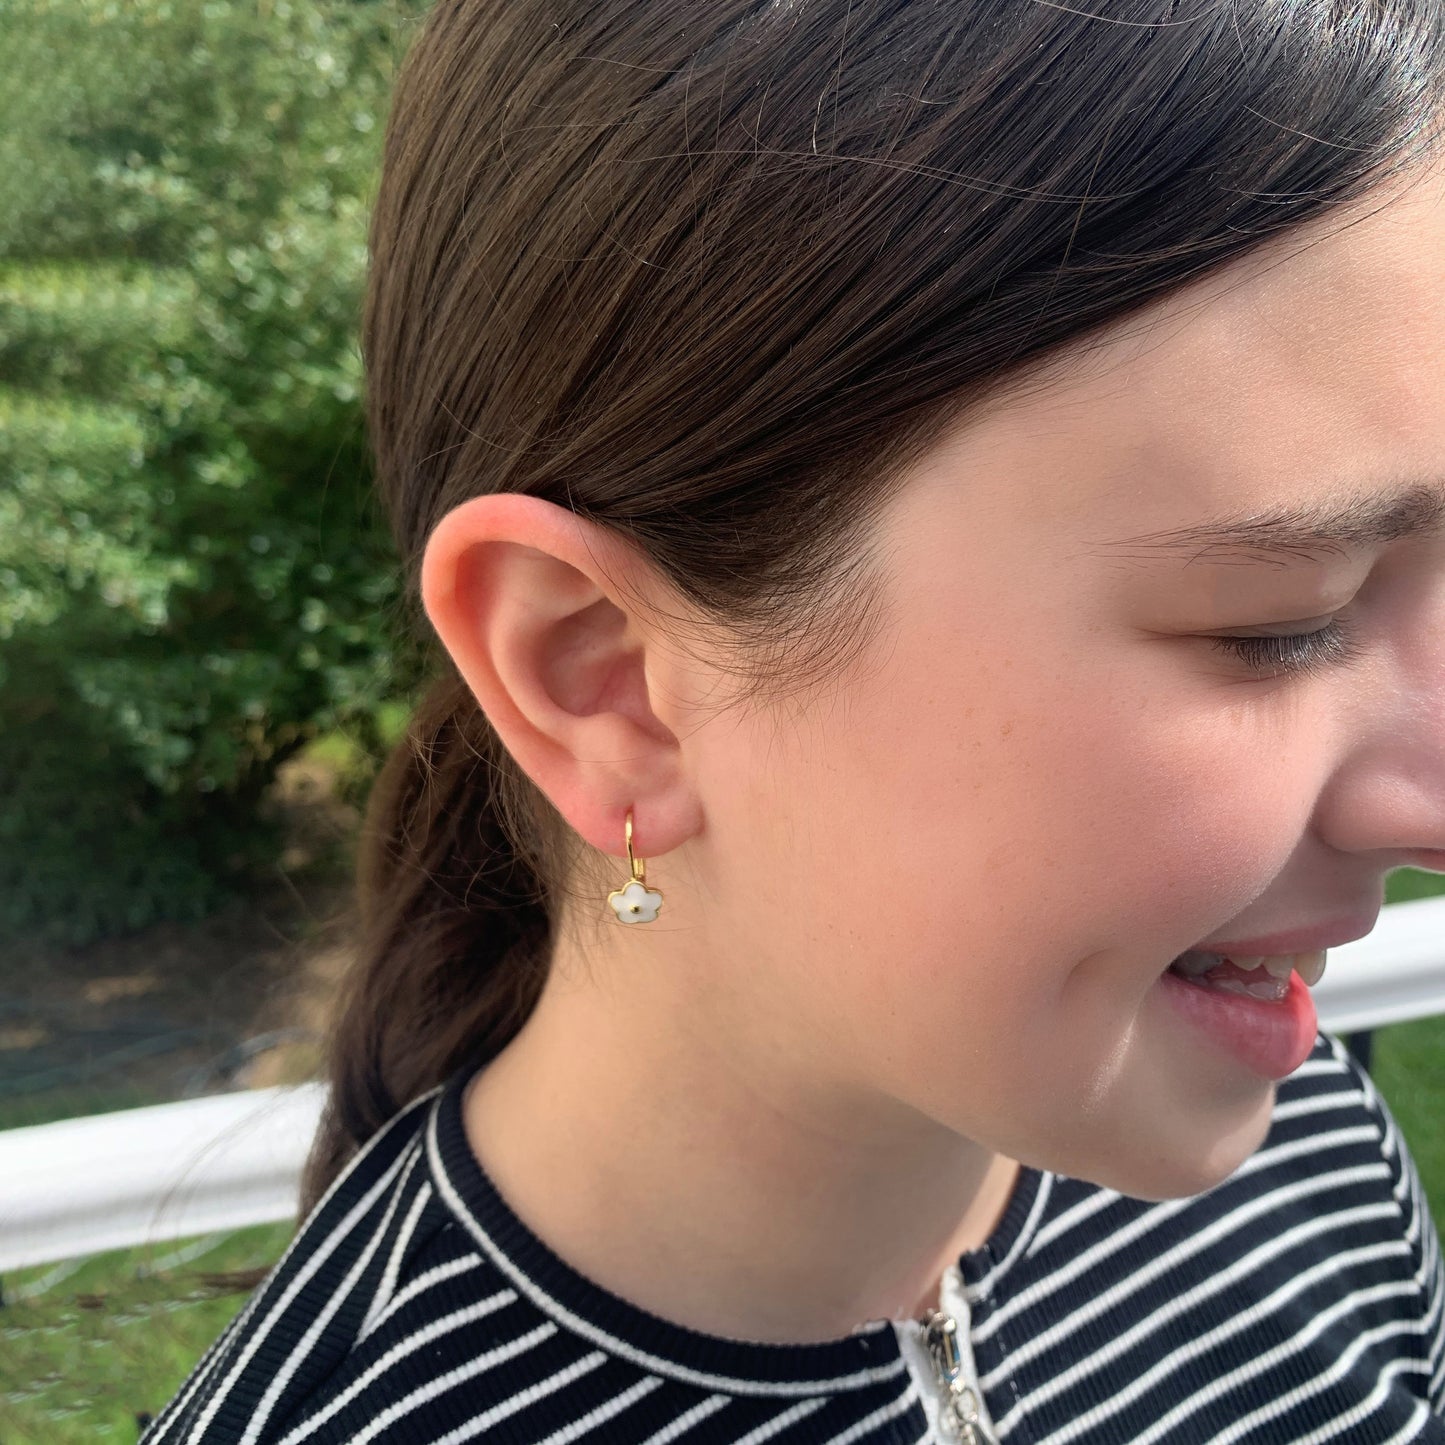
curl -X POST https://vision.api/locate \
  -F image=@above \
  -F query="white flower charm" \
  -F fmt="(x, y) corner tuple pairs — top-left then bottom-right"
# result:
(608, 878), (663, 924)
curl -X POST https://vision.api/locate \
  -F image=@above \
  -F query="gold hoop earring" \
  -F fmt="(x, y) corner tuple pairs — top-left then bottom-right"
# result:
(606, 808), (664, 924)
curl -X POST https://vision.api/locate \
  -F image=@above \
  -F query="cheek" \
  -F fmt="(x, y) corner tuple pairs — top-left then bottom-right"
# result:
(816, 660), (1317, 992)
(1086, 700), (1325, 936)
(724, 616), (1322, 1072)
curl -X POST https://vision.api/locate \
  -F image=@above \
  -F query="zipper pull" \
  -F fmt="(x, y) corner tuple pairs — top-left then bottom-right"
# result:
(920, 1308), (1002, 1445)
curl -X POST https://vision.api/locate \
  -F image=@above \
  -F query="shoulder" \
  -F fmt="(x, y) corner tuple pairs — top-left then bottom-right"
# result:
(966, 1031), (1445, 1435)
(1279, 1029), (1434, 1244)
(138, 1081), (452, 1445)
(1280, 1031), (1445, 1415)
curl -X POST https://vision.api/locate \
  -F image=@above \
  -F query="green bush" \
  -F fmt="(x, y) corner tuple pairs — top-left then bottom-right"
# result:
(0, 0), (430, 945)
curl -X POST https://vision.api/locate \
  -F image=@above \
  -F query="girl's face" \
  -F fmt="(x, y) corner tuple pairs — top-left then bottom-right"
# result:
(681, 166), (1445, 1200)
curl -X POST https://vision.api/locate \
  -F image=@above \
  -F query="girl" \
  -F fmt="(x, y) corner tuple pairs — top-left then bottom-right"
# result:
(145, 0), (1445, 1440)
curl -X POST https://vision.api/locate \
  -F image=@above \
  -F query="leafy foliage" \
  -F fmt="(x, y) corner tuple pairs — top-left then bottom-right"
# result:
(0, 0), (430, 945)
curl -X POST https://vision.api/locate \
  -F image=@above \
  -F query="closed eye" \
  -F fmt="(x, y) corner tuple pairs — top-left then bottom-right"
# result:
(1207, 617), (1361, 679)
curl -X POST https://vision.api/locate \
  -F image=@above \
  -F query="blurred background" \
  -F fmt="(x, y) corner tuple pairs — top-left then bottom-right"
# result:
(0, 1), (430, 1438)
(0, 1), (1441, 1440)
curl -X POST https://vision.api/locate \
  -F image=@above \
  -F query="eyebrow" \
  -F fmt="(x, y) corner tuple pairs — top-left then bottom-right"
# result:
(1089, 477), (1445, 568)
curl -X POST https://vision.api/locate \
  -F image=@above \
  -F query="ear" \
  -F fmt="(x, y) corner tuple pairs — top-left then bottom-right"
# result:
(418, 492), (704, 863)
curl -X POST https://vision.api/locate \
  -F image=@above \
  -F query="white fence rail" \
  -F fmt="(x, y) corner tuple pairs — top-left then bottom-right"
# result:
(3, 895), (1443, 1274)
(0, 1082), (326, 1276)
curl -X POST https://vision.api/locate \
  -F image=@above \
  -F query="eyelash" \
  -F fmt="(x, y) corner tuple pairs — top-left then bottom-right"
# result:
(1208, 617), (1363, 680)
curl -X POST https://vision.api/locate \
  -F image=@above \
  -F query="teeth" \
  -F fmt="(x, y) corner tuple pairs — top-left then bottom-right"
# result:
(1225, 953), (1271, 976)
(1231, 951), (1329, 987)
(1169, 949), (1329, 987)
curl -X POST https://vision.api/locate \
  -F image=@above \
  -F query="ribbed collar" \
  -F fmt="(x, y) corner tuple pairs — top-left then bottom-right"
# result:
(957, 1159), (1048, 1304)
(424, 1055), (1044, 1394)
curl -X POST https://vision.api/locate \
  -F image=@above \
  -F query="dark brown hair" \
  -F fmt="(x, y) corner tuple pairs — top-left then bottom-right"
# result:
(297, 0), (1445, 1221)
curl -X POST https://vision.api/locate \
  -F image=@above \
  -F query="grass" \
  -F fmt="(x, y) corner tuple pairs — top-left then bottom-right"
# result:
(0, 1081), (187, 1135)
(1370, 1013), (1445, 1238)
(0, 1221), (296, 1444)
(1373, 868), (1445, 1238)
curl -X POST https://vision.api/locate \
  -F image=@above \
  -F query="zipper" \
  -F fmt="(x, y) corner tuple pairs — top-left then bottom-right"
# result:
(915, 1265), (1002, 1444)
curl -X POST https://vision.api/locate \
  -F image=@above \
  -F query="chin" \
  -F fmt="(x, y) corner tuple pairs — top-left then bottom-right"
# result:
(1039, 1084), (1277, 1203)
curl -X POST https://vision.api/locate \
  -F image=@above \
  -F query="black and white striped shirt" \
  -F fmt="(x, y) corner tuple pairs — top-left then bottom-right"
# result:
(141, 1030), (1445, 1443)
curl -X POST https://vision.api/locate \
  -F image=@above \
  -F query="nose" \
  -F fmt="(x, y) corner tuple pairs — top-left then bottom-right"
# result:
(1309, 607), (1445, 867)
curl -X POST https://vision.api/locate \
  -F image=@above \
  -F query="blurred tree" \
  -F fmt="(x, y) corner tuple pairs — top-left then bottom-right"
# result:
(0, 0), (430, 945)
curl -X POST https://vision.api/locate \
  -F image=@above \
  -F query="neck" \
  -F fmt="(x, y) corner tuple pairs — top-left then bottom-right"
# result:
(459, 936), (1020, 1343)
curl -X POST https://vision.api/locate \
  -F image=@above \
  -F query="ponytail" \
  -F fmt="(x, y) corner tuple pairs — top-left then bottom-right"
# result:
(295, 663), (564, 1223)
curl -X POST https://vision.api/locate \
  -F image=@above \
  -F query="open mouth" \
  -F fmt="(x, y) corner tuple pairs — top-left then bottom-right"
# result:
(1165, 949), (1328, 1002)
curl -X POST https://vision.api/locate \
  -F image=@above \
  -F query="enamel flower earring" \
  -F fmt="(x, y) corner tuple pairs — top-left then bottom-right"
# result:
(607, 808), (664, 924)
